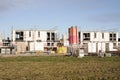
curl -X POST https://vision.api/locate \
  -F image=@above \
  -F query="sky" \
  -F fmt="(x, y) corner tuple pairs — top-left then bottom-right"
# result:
(0, 0), (120, 38)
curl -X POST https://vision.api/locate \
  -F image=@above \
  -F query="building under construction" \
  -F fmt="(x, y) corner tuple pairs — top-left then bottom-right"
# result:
(12, 29), (58, 54)
(0, 32), (15, 55)
(79, 31), (118, 55)
(68, 26), (119, 55)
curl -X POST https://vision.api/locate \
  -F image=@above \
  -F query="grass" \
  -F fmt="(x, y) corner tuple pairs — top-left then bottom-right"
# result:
(0, 56), (120, 80)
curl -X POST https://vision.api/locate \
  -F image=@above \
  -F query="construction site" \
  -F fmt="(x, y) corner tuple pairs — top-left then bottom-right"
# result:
(0, 26), (120, 57)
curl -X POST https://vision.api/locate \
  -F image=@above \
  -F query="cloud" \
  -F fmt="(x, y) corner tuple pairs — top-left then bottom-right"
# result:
(0, 0), (107, 13)
(0, 0), (119, 12)
(0, 0), (30, 12)
(0, 0), (61, 12)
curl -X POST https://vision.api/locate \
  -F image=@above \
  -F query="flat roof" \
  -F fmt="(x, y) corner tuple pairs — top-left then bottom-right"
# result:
(13, 29), (57, 32)
(79, 31), (118, 33)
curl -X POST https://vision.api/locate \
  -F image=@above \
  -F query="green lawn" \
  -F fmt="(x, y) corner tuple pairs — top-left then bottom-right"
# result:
(0, 56), (120, 80)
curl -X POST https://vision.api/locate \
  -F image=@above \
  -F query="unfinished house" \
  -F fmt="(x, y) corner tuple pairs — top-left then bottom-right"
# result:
(0, 33), (2, 47)
(118, 38), (120, 51)
(0, 34), (14, 55)
(45, 31), (58, 50)
(79, 31), (119, 55)
(12, 30), (58, 54)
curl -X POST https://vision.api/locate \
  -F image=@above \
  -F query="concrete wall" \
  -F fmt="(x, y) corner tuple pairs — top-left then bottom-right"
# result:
(30, 42), (44, 51)
(88, 43), (96, 53)
(12, 30), (57, 42)
(90, 32), (110, 42)
(80, 31), (111, 42)
(88, 42), (106, 53)
(15, 42), (27, 54)
(87, 42), (118, 53)
(12, 30), (16, 42)
(80, 31), (118, 53)
(24, 31), (47, 42)
(12, 30), (58, 52)
(0, 33), (2, 47)
(80, 31), (118, 42)
(109, 43), (114, 51)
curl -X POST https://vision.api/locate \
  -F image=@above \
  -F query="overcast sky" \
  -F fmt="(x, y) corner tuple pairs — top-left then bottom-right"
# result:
(0, 0), (120, 38)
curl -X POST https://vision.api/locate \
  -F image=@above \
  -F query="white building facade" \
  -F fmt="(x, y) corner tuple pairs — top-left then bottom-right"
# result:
(0, 33), (2, 46)
(79, 31), (118, 54)
(12, 30), (58, 52)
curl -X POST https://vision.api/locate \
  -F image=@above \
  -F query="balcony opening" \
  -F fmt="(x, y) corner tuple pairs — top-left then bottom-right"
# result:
(83, 33), (90, 41)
